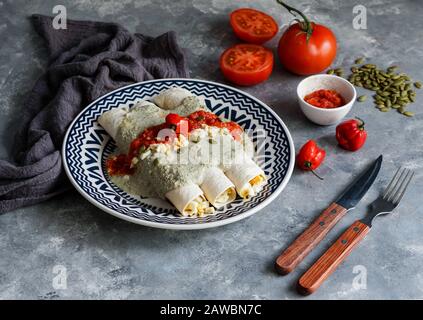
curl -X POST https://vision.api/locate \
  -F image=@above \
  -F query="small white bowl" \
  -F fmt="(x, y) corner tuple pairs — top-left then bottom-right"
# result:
(297, 74), (357, 125)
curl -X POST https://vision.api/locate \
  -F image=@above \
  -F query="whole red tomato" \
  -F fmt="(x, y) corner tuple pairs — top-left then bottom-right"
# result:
(336, 118), (367, 151)
(276, 1), (337, 75)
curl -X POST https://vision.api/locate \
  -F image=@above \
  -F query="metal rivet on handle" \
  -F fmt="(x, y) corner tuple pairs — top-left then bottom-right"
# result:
(341, 239), (347, 244)
(353, 227), (359, 232)
(331, 209), (337, 214)
(319, 221), (325, 226)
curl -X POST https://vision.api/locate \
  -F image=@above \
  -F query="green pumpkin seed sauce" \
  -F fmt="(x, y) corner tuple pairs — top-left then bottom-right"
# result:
(110, 96), (254, 199)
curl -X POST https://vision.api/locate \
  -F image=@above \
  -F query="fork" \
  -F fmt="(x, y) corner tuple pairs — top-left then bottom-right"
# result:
(297, 167), (415, 295)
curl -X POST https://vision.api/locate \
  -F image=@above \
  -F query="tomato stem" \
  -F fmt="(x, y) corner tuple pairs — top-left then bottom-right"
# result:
(276, 0), (313, 41)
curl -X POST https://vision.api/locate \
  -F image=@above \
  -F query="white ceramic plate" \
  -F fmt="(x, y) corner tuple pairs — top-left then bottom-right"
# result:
(63, 79), (295, 230)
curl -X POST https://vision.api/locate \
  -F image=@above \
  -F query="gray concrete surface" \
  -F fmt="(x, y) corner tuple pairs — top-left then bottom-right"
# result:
(0, 0), (422, 299)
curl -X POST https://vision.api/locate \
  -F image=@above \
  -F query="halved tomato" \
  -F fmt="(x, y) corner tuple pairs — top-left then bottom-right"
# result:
(230, 8), (279, 44)
(220, 44), (274, 86)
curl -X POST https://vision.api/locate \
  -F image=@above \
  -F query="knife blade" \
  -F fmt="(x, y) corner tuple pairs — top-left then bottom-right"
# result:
(335, 155), (383, 210)
(275, 155), (383, 275)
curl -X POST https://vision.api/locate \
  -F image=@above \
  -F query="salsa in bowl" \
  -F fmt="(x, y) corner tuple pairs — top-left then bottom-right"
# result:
(297, 74), (356, 125)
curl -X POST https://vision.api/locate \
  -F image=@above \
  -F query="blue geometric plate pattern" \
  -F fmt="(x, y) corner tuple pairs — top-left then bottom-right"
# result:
(63, 79), (295, 230)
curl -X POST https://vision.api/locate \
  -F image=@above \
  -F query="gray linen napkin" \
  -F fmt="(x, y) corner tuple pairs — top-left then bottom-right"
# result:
(0, 14), (189, 213)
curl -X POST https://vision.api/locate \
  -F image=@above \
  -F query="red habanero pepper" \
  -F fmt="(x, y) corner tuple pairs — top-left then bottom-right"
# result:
(296, 140), (326, 180)
(336, 117), (367, 151)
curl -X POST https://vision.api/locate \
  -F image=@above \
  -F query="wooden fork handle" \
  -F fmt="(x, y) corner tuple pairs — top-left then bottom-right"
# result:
(275, 203), (348, 275)
(297, 220), (370, 295)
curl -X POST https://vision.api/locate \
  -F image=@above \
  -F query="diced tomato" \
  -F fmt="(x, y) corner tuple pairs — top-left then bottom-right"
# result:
(165, 113), (183, 126)
(106, 155), (133, 176)
(107, 110), (244, 176)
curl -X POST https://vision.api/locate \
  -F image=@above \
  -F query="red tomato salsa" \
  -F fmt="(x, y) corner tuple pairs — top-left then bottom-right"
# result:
(106, 110), (242, 176)
(304, 89), (345, 109)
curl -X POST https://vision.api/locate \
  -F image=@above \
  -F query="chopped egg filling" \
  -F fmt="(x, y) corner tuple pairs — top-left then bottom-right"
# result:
(215, 187), (236, 204)
(240, 174), (266, 199)
(138, 126), (233, 165)
(183, 195), (215, 217)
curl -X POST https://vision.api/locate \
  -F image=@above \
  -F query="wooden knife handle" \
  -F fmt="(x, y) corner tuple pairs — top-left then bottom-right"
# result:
(275, 203), (348, 275)
(297, 220), (370, 295)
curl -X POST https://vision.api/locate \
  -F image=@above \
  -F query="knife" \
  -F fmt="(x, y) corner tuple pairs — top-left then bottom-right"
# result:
(275, 155), (383, 275)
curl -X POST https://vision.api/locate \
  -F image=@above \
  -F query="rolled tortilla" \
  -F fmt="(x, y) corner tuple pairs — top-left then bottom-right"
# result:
(100, 101), (167, 152)
(225, 157), (266, 199)
(200, 168), (236, 208)
(98, 102), (215, 217)
(153, 87), (194, 110)
(165, 184), (214, 217)
(98, 106), (129, 140)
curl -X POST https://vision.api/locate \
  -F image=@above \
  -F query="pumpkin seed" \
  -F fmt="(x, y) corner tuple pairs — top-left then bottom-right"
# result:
(364, 64), (376, 69)
(357, 95), (367, 102)
(346, 61), (417, 117)
(403, 111), (414, 117)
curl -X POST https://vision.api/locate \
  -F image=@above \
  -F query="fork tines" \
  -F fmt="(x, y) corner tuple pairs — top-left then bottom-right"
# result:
(383, 167), (414, 205)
